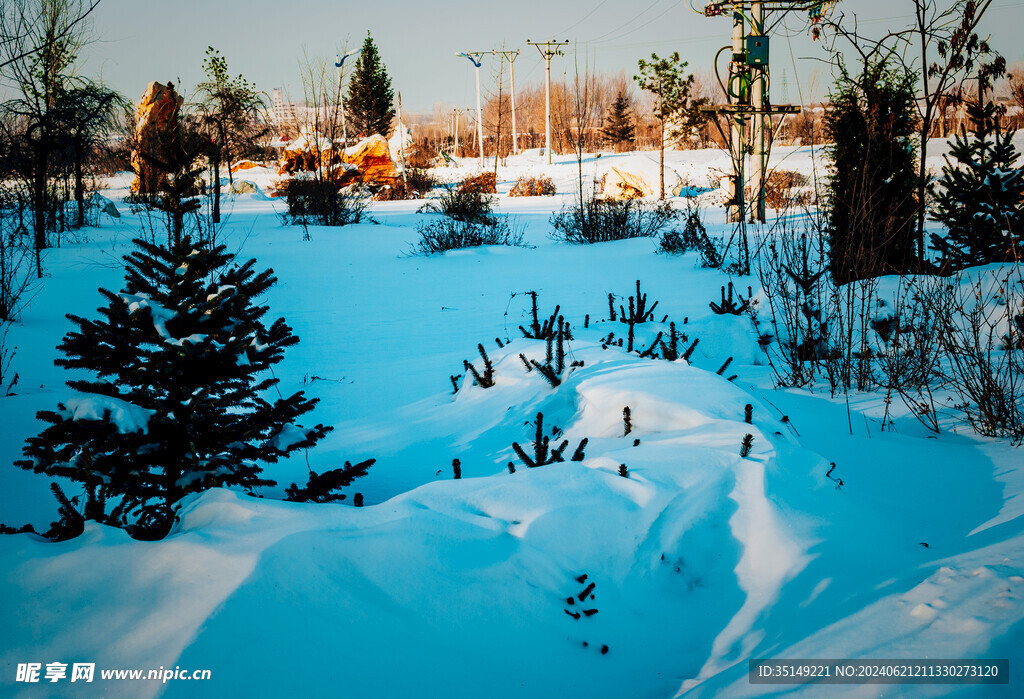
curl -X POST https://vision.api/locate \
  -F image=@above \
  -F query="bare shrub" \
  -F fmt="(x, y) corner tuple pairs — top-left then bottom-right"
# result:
(930, 269), (1024, 440)
(411, 217), (524, 255)
(456, 172), (496, 195)
(550, 197), (676, 244)
(658, 197), (721, 267)
(283, 179), (370, 227)
(509, 175), (556, 197)
(372, 169), (438, 201)
(764, 170), (811, 209)
(754, 218), (832, 388)
(875, 276), (947, 432)
(418, 187), (497, 226)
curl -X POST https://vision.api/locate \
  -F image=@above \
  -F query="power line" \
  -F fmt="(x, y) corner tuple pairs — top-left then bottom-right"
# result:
(555, 0), (612, 36)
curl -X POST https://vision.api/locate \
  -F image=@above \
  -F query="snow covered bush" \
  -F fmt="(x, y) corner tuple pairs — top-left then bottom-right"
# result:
(16, 238), (339, 540)
(550, 197), (676, 244)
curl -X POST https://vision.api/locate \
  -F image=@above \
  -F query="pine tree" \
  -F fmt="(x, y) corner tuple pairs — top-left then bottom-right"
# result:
(824, 60), (918, 284)
(634, 53), (709, 199)
(601, 91), (635, 151)
(17, 238), (334, 539)
(346, 32), (395, 138)
(930, 100), (1024, 267)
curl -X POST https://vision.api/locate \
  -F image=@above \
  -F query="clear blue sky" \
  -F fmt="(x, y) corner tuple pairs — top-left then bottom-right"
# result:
(79, 0), (1024, 113)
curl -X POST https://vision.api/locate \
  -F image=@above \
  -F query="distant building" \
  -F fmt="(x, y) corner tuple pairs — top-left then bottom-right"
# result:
(271, 88), (299, 127)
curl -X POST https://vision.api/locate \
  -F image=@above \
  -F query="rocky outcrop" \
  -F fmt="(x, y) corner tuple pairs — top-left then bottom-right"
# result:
(131, 82), (184, 194)
(278, 132), (338, 175)
(276, 133), (398, 189)
(342, 134), (397, 187)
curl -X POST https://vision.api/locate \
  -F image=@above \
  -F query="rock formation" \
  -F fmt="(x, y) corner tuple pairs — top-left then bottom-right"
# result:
(131, 82), (184, 194)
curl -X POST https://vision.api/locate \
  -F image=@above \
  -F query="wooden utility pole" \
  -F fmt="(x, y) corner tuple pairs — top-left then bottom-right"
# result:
(493, 49), (521, 154)
(527, 40), (568, 164)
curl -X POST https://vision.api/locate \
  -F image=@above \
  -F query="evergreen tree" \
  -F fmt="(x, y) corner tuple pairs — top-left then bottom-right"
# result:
(346, 32), (395, 138)
(601, 91), (635, 151)
(930, 100), (1024, 267)
(634, 53), (708, 199)
(17, 238), (334, 539)
(824, 60), (918, 284)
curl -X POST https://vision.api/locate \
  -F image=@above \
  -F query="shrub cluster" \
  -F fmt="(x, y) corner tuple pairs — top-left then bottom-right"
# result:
(418, 187), (497, 226)
(457, 171), (497, 194)
(764, 170), (811, 209)
(283, 179), (369, 226)
(550, 197), (676, 244)
(372, 169), (438, 201)
(412, 218), (523, 255)
(509, 175), (556, 197)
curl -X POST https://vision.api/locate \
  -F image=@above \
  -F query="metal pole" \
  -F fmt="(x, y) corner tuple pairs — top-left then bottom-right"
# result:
(544, 55), (552, 163)
(474, 63), (485, 168)
(454, 109), (460, 157)
(334, 50), (360, 148)
(456, 53), (487, 168)
(509, 51), (519, 154)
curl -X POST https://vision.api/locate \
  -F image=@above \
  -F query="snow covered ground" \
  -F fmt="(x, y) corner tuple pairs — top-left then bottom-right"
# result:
(1, 142), (1022, 697)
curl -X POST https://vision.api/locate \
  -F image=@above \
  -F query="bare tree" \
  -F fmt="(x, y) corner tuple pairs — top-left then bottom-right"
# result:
(0, 0), (96, 276)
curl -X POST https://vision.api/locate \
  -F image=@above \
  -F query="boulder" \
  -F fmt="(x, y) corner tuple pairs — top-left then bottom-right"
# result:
(229, 180), (259, 195)
(597, 154), (683, 199)
(342, 134), (397, 187)
(279, 131), (338, 175)
(275, 133), (398, 190)
(230, 160), (261, 173)
(131, 81), (184, 194)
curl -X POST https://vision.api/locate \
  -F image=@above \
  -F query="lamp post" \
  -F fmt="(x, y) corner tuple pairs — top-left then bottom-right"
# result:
(334, 48), (361, 148)
(456, 51), (487, 168)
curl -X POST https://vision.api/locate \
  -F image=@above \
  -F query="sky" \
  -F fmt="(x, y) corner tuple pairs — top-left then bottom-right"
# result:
(75, 0), (1024, 115)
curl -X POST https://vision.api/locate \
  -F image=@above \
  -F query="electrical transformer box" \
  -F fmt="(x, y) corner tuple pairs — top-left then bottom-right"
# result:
(744, 35), (768, 65)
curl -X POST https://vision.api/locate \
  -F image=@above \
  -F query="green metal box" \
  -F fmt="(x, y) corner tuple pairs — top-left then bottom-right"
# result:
(744, 35), (768, 66)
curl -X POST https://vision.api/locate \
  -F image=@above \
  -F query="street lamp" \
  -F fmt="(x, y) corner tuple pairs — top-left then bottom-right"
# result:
(456, 51), (486, 168)
(334, 49), (361, 148)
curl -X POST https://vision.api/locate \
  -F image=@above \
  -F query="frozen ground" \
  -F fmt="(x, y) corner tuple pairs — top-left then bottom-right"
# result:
(0, 142), (1022, 697)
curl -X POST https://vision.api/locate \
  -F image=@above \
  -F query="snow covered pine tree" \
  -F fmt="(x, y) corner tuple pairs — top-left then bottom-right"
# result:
(930, 99), (1024, 267)
(17, 238), (338, 540)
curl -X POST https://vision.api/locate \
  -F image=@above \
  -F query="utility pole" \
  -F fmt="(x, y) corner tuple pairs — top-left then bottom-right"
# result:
(396, 92), (407, 183)
(451, 107), (472, 159)
(493, 49), (521, 154)
(334, 48), (361, 148)
(527, 40), (568, 164)
(699, 1), (831, 222)
(456, 52), (488, 168)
